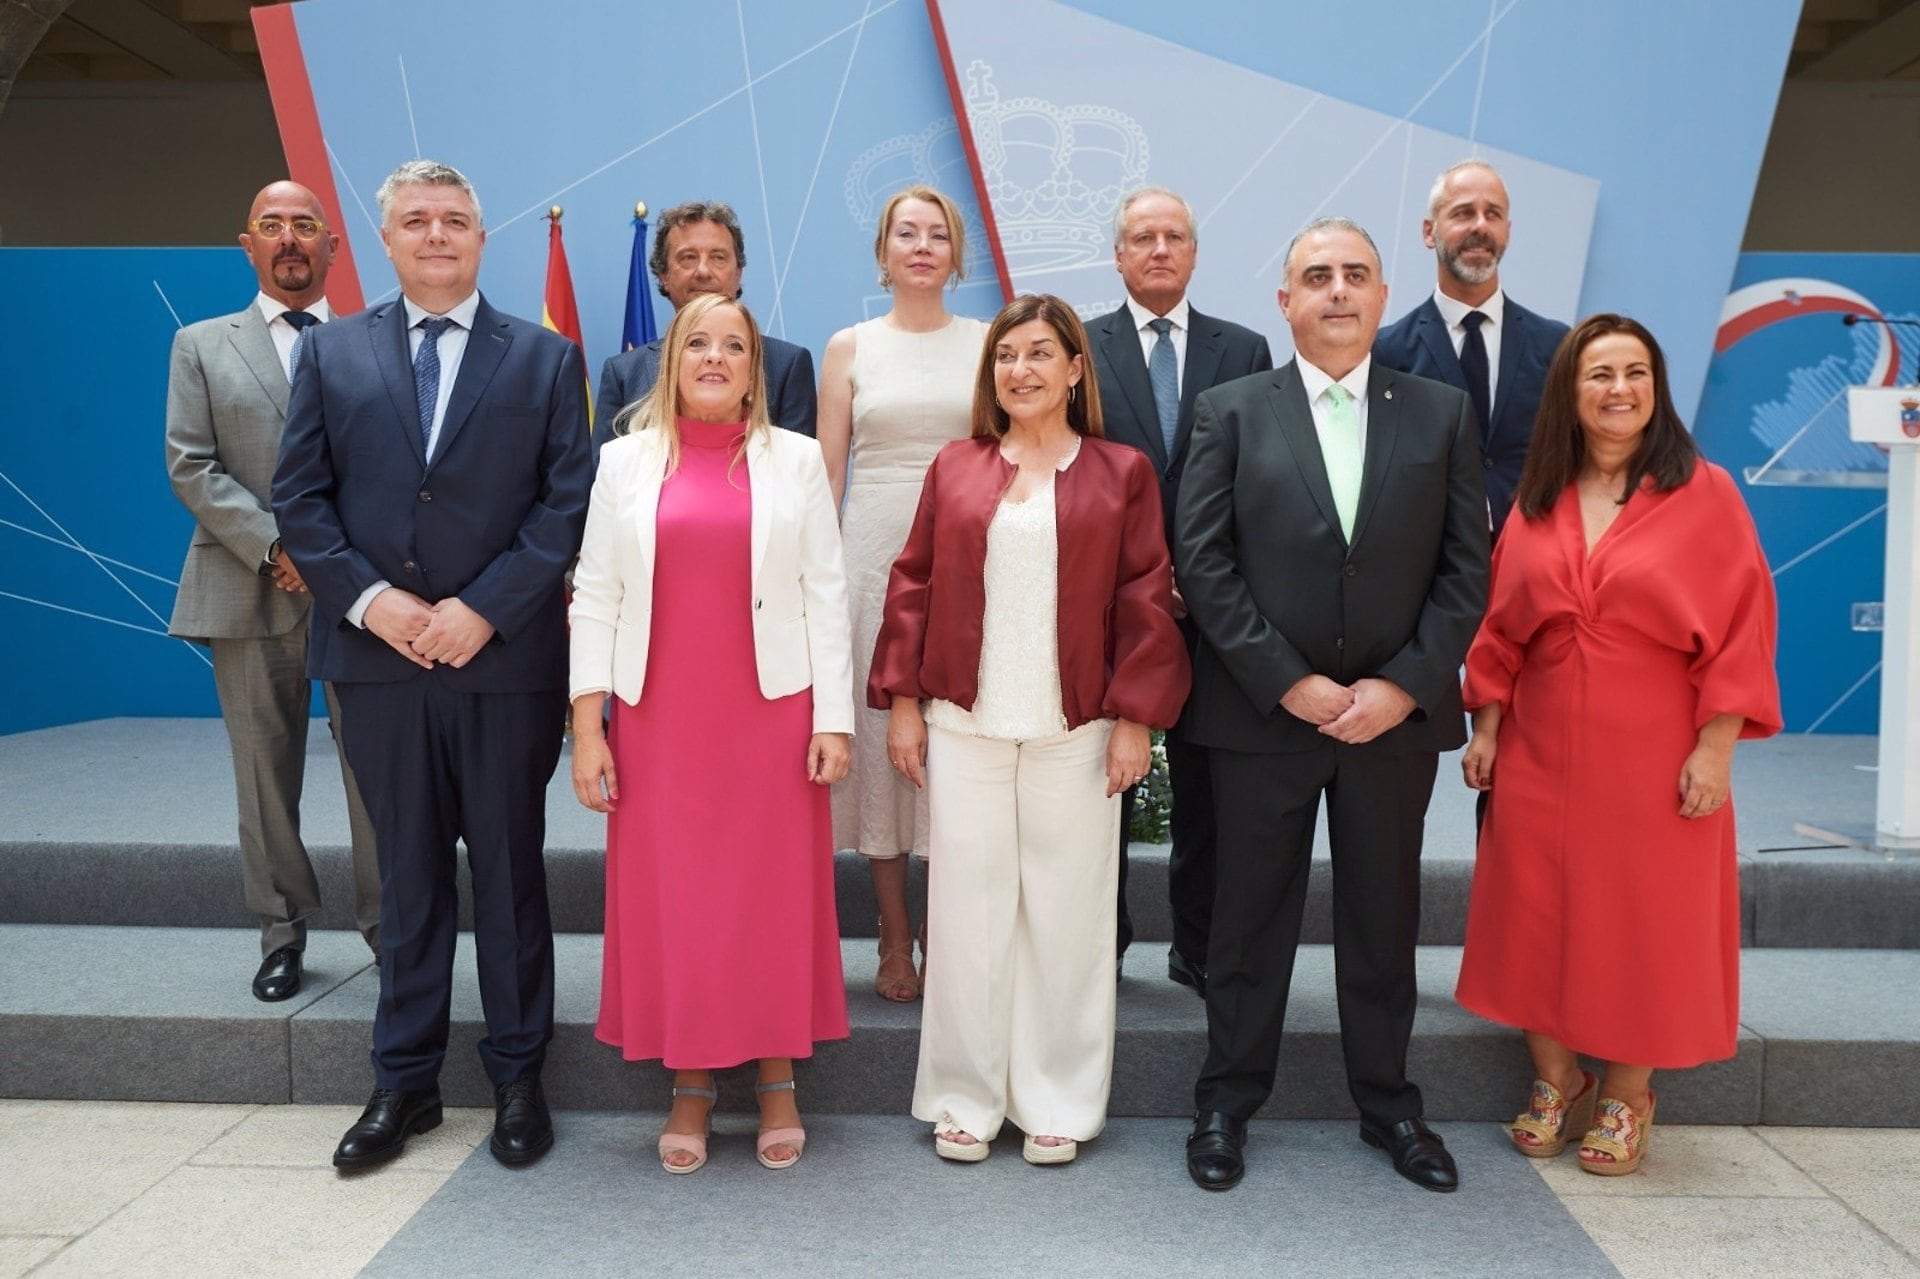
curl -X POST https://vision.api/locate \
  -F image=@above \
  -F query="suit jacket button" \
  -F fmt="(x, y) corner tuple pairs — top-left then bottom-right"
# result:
(1336, 637), (1345, 649)
(1483, 457), (1495, 470)
(418, 489), (432, 502)
(1343, 564), (1356, 577)
(753, 598), (762, 610)
(403, 560), (417, 573)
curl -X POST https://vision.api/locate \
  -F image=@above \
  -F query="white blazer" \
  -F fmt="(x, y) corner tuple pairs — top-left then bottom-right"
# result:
(568, 424), (856, 735)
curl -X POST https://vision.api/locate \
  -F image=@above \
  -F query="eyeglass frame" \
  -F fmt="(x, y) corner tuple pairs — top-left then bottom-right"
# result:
(245, 217), (330, 242)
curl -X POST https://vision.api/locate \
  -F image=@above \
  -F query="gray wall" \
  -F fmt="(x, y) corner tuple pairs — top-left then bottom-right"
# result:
(0, 75), (1914, 256)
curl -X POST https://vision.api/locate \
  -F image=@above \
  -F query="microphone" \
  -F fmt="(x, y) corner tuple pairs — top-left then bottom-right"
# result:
(1842, 313), (1920, 330)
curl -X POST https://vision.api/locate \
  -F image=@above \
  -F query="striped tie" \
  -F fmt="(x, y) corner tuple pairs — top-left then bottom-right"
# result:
(414, 317), (454, 457)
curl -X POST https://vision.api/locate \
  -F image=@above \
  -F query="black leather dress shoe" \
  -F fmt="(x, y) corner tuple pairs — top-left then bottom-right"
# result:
(333, 1087), (443, 1169)
(251, 946), (302, 1002)
(491, 1072), (554, 1166)
(1166, 949), (1208, 1000)
(1186, 1111), (1247, 1191)
(1360, 1117), (1459, 1192)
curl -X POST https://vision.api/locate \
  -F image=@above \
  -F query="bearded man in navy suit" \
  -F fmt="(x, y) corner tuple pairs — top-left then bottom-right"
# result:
(273, 159), (591, 1172)
(1372, 160), (1568, 538)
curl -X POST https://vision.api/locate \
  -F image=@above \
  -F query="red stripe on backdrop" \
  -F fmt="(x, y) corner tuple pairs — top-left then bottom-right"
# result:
(254, 5), (366, 315)
(926, 0), (1011, 305)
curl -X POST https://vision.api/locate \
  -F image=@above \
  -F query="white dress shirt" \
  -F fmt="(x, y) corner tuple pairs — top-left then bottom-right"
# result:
(347, 290), (481, 629)
(1297, 352), (1372, 460)
(1125, 294), (1191, 390)
(253, 293), (332, 382)
(1431, 287), (1505, 413)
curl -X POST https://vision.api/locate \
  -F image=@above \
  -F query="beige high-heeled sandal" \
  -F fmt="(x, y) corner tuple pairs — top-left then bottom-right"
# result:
(658, 1084), (716, 1174)
(755, 1078), (806, 1170)
(875, 918), (921, 1002)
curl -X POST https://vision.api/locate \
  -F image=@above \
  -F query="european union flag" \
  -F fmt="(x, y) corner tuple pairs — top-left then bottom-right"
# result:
(622, 208), (659, 351)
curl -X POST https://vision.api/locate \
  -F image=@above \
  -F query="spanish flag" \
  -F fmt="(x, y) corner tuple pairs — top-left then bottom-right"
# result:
(542, 206), (592, 429)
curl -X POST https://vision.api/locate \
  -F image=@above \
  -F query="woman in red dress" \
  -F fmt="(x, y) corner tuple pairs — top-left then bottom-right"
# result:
(569, 293), (854, 1174)
(1455, 314), (1781, 1176)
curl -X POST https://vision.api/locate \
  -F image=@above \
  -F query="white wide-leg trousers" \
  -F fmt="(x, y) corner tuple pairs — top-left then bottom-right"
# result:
(911, 719), (1120, 1142)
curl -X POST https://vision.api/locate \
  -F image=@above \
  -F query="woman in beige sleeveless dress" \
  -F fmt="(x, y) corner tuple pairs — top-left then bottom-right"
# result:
(818, 185), (988, 1002)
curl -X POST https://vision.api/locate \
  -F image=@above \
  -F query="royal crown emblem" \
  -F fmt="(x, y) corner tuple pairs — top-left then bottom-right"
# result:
(959, 61), (1149, 273)
(844, 116), (984, 252)
(1900, 396), (1920, 440)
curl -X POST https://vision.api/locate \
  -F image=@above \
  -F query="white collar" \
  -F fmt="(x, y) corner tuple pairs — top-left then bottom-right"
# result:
(402, 290), (481, 330)
(1297, 353), (1372, 405)
(1125, 293), (1191, 334)
(255, 293), (332, 325)
(1432, 286), (1505, 332)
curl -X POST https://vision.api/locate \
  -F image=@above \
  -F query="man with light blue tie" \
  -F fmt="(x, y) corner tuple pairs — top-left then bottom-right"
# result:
(273, 159), (592, 1173)
(1087, 186), (1272, 990)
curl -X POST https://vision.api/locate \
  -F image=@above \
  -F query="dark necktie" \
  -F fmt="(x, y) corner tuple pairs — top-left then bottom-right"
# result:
(1459, 310), (1492, 446)
(283, 309), (319, 382)
(1147, 317), (1178, 457)
(414, 317), (454, 457)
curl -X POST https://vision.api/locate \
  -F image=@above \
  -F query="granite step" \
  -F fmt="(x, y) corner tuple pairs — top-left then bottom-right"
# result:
(2, 924), (1913, 1126)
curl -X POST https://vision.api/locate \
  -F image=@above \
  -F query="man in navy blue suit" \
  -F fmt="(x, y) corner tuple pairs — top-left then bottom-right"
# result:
(1372, 161), (1569, 537)
(273, 159), (591, 1172)
(592, 199), (817, 451)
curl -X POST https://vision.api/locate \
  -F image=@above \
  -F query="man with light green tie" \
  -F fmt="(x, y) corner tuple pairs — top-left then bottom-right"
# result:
(1172, 216), (1490, 1195)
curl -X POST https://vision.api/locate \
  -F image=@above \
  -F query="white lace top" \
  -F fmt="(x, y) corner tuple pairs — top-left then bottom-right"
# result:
(927, 447), (1078, 742)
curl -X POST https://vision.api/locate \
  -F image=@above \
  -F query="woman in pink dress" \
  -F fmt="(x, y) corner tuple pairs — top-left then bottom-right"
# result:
(569, 293), (855, 1174)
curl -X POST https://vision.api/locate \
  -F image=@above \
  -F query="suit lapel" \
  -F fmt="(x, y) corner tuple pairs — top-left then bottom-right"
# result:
(431, 295), (512, 471)
(745, 431), (773, 585)
(1098, 308), (1167, 470)
(369, 302), (428, 468)
(1268, 362), (1343, 540)
(1348, 366), (1403, 548)
(1175, 311), (1226, 467)
(1492, 302), (1528, 437)
(1414, 300), (1465, 386)
(227, 307), (290, 416)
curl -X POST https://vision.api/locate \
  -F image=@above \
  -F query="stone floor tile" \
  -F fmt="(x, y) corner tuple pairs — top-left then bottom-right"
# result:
(1531, 1123), (1828, 1199)
(36, 1166), (451, 1279)
(0, 1101), (252, 1234)
(1562, 1195), (1919, 1278)
(191, 1105), (493, 1172)
(1757, 1128), (1920, 1258)
(0, 1237), (68, 1278)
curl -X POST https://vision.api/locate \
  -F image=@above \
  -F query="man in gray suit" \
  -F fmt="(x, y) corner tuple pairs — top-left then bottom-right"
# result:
(165, 179), (379, 1001)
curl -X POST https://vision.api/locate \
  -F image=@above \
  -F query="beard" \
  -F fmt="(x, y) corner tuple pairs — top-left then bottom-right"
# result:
(1438, 234), (1503, 287)
(273, 253), (314, 291)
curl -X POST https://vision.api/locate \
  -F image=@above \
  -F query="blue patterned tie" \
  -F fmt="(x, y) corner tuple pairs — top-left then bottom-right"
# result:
(283, 310), (318, 382)
(414, 317), (454, 457)
(1148, 316), (1179, 457)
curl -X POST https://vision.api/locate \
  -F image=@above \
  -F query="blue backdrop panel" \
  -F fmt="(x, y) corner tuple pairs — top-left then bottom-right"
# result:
(1696, 252), (1920, 734)
(284, 0), (1007, 381)
(0, 247), (257, 733)
(958, 0), (1800, 421)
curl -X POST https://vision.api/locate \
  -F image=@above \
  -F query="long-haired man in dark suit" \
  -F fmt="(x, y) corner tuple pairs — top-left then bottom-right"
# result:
(1176, 218), (1489, 1195)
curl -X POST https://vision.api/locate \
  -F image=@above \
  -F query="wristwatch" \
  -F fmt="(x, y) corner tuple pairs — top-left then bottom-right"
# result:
(261, 537), (282, 576)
